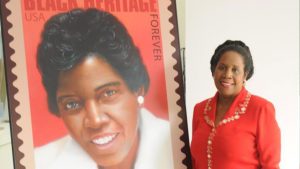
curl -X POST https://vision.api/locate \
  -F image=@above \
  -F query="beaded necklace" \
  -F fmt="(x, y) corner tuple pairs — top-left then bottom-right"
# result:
(203, 92), (251, 169)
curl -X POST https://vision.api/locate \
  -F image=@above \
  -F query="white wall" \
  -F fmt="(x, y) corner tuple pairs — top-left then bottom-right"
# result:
(176, 0), (185, 49)
(185, 0), (299, 168)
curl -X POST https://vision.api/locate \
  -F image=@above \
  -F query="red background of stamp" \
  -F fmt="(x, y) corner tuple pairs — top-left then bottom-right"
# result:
(20, 0), (168, 147)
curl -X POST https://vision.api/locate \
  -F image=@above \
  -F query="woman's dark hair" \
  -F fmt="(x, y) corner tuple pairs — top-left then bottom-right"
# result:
(37, 8), (150, 116)
(210, 40), (254, 80)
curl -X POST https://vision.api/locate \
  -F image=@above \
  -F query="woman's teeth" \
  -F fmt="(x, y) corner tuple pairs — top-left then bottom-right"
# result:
(92, 134), (117, 145)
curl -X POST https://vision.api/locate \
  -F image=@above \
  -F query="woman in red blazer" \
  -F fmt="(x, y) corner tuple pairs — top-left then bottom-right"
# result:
(191, 40), (281, 169)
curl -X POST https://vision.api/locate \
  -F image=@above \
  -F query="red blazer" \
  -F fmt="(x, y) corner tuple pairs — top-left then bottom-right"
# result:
(191, 88), (280, 169)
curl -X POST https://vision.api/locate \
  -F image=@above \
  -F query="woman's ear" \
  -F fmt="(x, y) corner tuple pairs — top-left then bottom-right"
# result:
(136, 87), (145, 105)
(136, 86), (145, 97)
(243, 72), (248, 86)
(244, 71), (249, 81)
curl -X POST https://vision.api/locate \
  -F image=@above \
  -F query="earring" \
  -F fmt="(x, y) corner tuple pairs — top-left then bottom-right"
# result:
(137, 96), (144, 105)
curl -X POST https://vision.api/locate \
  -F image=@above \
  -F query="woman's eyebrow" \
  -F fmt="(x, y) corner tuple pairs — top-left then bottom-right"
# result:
(57, 95), (77, 103)
(219, 63), (240, 67)
(217, 63), (226, 67)
(94, 81), (121, 92)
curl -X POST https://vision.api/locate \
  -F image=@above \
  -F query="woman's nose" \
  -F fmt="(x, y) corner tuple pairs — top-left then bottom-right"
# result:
(224, 69), (232, 78)
(84, 100), (109, 129)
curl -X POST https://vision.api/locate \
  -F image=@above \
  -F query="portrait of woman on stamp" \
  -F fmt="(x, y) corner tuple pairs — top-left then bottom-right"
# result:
(34, 8), (173, 169)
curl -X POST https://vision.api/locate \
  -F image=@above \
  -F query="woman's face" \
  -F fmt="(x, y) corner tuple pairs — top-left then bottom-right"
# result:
(213, 50), (247, 99)
(56, 56), (140, 167)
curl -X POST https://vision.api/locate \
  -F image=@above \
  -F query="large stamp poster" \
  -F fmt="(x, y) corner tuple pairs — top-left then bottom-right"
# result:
(0, 0), (191, 169)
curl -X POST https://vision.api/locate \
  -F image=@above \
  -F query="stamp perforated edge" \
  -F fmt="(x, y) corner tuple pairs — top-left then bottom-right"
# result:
(159, 0), (191, 168)
(1, 0), (35, 168)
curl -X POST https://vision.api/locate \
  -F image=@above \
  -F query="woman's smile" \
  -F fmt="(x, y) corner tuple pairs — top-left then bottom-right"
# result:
(220, 80), (234, 88)
(91, 133), (118, 146)
(213, 51), (246, 99)
(56, 56), (140, 167)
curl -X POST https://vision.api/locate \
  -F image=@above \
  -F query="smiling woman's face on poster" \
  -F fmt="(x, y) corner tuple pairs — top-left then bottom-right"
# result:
(34, 10), (151, 165)
(55, 56), (141, 167)
(31, 6), (170, 169)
